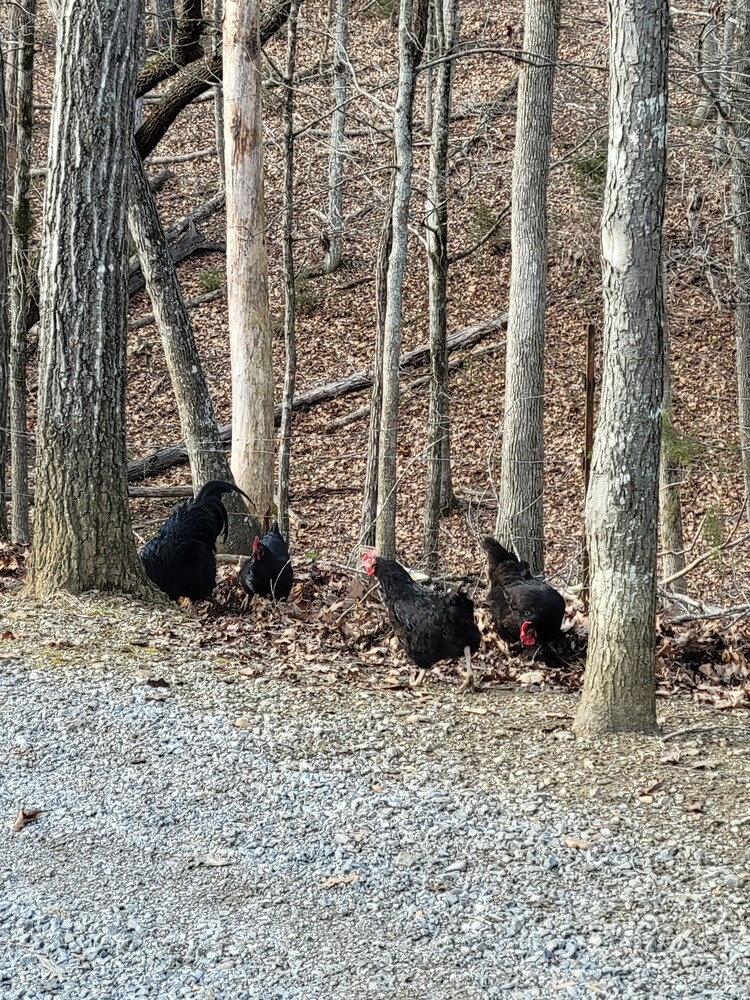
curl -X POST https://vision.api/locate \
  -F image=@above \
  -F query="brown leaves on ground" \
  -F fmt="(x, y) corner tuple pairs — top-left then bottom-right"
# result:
(0, 542), (29, 591)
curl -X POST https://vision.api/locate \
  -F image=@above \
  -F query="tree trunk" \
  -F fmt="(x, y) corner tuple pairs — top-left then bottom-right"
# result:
(8, 0), (36, 544)
(147, 0), (177, 54)
(25, 0), (152, 599)
(658, 270), (687, 594)
(224, 0), (275, 519)
(126, 140), (259, 548)
(716, 1), (736, 164)
(322, 0), (349, 273)
(573, 0), (668, 735)
(692, 5), (721, 126)
(360, 177), (395, 548)
(422, 0), (457, 572)
(135, 0), (294, 159)
(495, 0), (561, 574)
(374, 0), (428, 558)
(731, 0), (750, 532)
(276, 3), (299, 540)
(213, 0), (225, 188)
(0, 45), (9, 539)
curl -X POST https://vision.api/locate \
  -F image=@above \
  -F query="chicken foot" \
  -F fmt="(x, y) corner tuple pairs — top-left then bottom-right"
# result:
(457, 645), (475, 694)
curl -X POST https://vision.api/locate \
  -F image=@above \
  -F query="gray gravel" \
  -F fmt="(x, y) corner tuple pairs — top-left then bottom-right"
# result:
(1, 653), (749, 1000)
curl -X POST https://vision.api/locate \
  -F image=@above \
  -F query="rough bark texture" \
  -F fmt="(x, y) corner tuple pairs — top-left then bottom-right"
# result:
(8, 0), (36, 544)
(360, 177), (394, 547)
(422, 0), (457, 572)
(136, 0), (295, 159)
(127, 141), (259, 549)
(276, 3), (298, 540)
(659, 285), (687, 594)
(731, 0), (750, 531)
(0, 46), (9, 538)
(224, 0), (275, 518)
(574, 0), (668, 735)
(323, 0), (349, 273)
(139, 0), (204, 97)
(717, 1), (736, 163)
(25, 0), (152, 598)
(495, 0), (561, 574)
(374, 0), (428, 558)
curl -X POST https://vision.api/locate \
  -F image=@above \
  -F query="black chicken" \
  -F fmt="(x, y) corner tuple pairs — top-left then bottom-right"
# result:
(239, 523), (293, 601)
(139, 480), (251, 601)
(362, 550), (481, 690)
(481, 536), (565, 647)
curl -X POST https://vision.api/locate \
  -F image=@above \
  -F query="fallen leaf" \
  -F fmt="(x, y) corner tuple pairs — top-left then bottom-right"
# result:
(639, 779), (664, 796)
(145, 677), (170, 689)
(13, 807), (45, 832)
(660, 747), (682, 764)
(1, 630), (15, 641)
(685, 800), (704, 813)
(320, 872), (359, 888)
(688, 760), (718, 771)
(564, 837), (591, 850)
(371, 782), (383, 793)
(518, 669), (544, 685)
(405, 713), (430, 724)
(639, 795), (654, 805)
(233, 717), (252, 728)
(462, 706), (488, 716)
(188, 853), (232, 869)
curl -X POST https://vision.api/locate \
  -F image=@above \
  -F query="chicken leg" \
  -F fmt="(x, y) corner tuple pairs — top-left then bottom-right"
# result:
(457, 645), (475, 694)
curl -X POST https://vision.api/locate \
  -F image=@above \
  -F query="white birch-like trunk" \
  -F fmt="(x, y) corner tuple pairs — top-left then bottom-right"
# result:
(224, 0), (275, 519)
(323, 0), (349, 273)
(374, 0), (428, 558)
(495, 0), (561, 574)
(277, 3), (298, 540)
(8, 0), (36, 543)
(26, 0), (151, 598)
(731, 0), (750, 530)
(574, 0), (668, 735)
(422, 0), (457, 571)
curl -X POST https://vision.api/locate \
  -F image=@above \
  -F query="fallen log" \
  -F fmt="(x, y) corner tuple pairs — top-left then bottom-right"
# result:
(126, 313), (508, 481)
(129, 289), (224, 331)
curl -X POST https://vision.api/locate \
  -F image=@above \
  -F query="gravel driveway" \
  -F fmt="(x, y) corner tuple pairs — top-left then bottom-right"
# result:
(1, 597), (749, 999)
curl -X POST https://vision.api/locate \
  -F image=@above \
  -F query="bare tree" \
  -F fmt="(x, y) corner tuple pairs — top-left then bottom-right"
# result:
(213, 0), (225, 187)
(322, 0), (349, 273)
(659, 276), (687, 594)
(495, 0), (561, 574)
(148, 0), (177, 54)
(717, 1), (736, 163)
(374, 0), (429, 558)
(731, 0), (750, 529)
(26, 0), (151, 598)
(574, 0), (668, 735)
(277, 2), (299, 539)
(8, 0), (36, 544)
(127, 142), (259, 546)
(0, 46), (8, 539)
(224, 0), (275, 519)
(422, 0), (458, 572)
(360, 178), (394, 548)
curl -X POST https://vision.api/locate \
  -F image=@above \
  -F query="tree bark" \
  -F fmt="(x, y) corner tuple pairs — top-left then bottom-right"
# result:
(25, 0), (153, 599)
(658, 269), (687, 595)
(360, 177), (395, 547)
(139, 0), (204, 97)
(716, 1), (736, 164)
(374, 0), (428, 558)
(322, 0), (349, 273)
(422, 0), (457, 572)
(276, 3), (299, 540)
(731, 0), (750, 531)
(212, 0), (225, 188)
(127, 140), (260, 548)
(224, 0), (275, 519)
(0, 45), (9, 538)
(495, 0), (561, 574)
(573, 0), (668, 735)
(8, 0), (36, 544)
(136, 0), (295, 159)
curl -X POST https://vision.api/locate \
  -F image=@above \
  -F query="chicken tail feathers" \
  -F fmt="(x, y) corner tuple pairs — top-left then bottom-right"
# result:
(193, 480), (254, 510)
(480, 535), (518, 571)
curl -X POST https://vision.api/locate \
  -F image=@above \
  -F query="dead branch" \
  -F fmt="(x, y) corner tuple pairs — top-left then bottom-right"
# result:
(149, 146), (217, 165)
(128, 228), (225, 296)
(658, 532), (750, 588)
